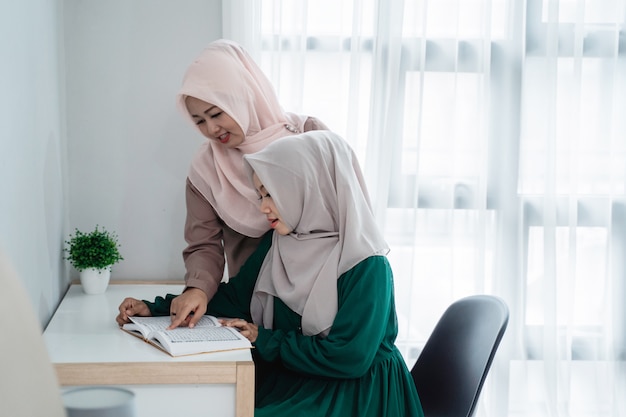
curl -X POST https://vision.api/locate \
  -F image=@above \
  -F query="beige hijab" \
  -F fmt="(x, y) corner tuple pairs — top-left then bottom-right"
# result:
(243, 131), (389, 337)
(178, 39), (307, 237)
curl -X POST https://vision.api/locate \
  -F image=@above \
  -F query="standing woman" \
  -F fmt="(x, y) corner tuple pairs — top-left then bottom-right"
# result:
(118, 40), (328, 327)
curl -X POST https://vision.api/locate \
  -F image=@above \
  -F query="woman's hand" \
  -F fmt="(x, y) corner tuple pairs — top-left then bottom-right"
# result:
(116, 297), (151, 326)
(168, 288), (208, 329)
(221, 318), (258, 343)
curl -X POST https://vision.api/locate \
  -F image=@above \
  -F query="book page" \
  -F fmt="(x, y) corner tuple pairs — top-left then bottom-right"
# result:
(127, 315), (222, 333)
(127, 316), (172, 333)
(162, 326), (244, 343)
(154, 325), (251, 357)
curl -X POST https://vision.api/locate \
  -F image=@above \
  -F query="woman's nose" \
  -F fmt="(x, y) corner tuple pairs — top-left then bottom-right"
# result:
(205, 119), (220, 135)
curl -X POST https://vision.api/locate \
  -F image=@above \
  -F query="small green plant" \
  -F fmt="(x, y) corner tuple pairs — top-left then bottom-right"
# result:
(64, 225), (123, 272)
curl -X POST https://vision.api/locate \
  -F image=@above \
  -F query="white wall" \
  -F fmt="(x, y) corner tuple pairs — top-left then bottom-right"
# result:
(0, 0), (222, 327)
(63, 0), (222, 282)
(0, 0), (67, 325)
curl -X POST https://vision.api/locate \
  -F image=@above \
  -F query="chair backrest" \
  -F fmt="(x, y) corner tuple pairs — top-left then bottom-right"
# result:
(411, 295), (509, 417)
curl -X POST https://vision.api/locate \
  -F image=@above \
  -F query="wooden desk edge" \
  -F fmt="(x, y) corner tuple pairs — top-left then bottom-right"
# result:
(54, 361), (250, 385)
(236, 361), (255, 417)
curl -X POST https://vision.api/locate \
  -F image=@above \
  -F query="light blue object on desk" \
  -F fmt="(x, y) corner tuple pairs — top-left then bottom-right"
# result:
(63, 386), (136, 417)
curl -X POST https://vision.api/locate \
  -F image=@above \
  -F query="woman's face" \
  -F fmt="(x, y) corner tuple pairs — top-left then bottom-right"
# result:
(252, 173), (291, 236)
(184, 96), (245, 148)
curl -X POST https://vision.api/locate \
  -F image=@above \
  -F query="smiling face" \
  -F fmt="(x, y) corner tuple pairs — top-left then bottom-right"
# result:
(252, 173), (292, 236)
(184, 96), (245, 148)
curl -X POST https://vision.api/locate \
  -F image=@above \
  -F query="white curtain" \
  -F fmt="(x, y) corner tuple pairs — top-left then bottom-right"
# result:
(224, 0), (626, 415)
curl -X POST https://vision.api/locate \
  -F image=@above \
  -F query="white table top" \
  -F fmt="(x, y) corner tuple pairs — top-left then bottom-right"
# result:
(44, 283), (253, 364)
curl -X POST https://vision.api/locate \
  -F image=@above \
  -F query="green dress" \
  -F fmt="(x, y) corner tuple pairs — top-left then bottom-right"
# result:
(145, 231), (423, 417)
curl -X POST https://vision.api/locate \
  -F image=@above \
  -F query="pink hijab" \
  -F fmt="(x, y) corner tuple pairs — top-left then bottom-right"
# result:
(243, 131), (390, 337)
(177, 39), (308, 237)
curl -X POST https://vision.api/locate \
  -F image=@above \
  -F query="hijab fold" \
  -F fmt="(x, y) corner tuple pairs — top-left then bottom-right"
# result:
(243, 131), (389, 337)
(178, 39), (307, 237)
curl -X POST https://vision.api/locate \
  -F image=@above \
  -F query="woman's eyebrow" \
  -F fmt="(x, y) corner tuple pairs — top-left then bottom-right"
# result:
(203, 105), (217, 114)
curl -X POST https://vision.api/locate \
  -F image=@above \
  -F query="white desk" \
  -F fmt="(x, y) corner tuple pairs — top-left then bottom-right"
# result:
(43, 283), (254, 417)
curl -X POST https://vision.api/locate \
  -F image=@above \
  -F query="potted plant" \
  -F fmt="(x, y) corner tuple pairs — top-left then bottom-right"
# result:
(64, 225), (123, 294)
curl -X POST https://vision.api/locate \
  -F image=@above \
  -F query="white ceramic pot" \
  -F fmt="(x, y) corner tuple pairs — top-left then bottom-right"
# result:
(79, 267), (111, 294)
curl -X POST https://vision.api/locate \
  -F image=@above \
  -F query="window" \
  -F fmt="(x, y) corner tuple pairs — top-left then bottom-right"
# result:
(246, 1), (626, 412)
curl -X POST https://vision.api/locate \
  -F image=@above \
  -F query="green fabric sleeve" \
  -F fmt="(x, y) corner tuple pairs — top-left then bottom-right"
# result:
(143, 231), (273, 318)
(254, 256), (395, 379)
(205, 231), (273, 320)
(144, 294), (178, 316)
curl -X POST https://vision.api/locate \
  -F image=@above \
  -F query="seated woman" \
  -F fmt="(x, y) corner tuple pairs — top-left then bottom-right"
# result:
(116, 130), (424, 417)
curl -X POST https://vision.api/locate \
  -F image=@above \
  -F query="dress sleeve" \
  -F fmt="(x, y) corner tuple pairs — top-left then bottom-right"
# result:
(204, 231), (272, 321)
(303, 116), (329, 132)
(182, 178), (225, 301)
(143, 294), (177, 316)
(253, 256), (395, 379)
(145, 232), (273, 318)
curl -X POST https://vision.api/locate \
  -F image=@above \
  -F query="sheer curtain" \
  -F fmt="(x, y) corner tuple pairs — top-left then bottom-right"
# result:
(223, 0), (626, 416)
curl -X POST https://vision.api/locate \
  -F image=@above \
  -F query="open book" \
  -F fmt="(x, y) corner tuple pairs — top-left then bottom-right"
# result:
(121, 315), (252, 357)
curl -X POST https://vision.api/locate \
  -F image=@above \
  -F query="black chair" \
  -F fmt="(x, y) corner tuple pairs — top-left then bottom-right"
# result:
(411, 295), (509, 417)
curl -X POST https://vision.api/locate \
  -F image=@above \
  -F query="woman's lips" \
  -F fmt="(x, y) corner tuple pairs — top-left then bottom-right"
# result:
(269, 219), (278, 228)
(219, 133), (230, 144)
